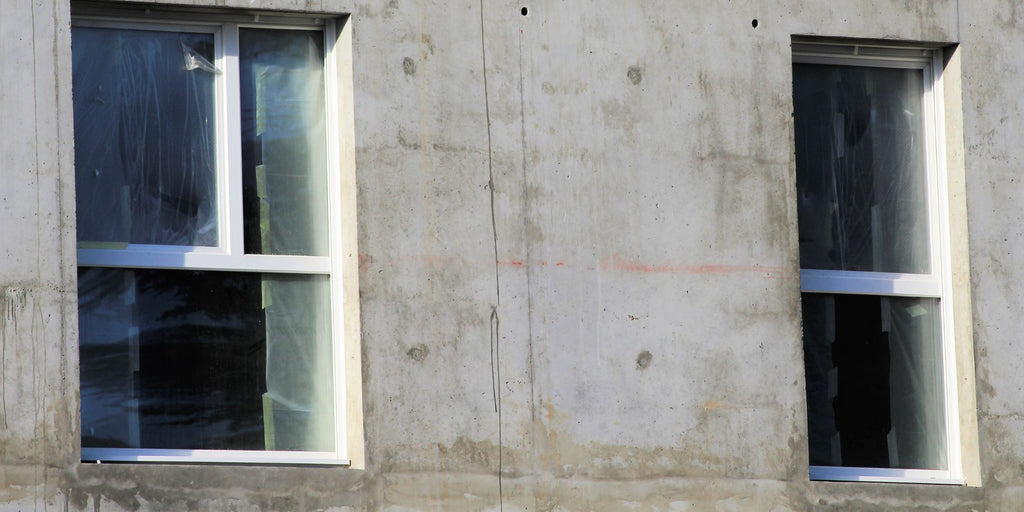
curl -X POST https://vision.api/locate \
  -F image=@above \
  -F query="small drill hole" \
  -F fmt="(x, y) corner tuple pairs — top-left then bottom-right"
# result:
(751, 18), (758, 28)
(521, 6), (529, 16)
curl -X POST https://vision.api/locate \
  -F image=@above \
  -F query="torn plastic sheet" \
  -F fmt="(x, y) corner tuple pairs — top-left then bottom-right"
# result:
(72, 27), (218, 246)
(181, 41), (220, 74)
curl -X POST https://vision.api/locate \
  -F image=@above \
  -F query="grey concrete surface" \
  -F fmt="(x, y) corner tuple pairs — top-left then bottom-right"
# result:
(2, 0), (1022, 510)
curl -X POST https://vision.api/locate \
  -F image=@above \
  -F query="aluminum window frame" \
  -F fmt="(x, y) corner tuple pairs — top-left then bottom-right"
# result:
(72, 14), (350, 466)
(793, 44), (962, 485)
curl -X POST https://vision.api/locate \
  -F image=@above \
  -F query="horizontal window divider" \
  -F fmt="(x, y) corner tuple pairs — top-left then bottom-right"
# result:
(72, 3), (336, 27)
(77, 249), (331, 274)
(82, 448), (349, 466)
(800, 269), (942, 297)
(810, 465), (962, 485)
(792, 54), (928, 69)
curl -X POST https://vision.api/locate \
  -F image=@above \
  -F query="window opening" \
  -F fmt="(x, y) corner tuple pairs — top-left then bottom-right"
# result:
(793, 41), (961, 484)
(72, 14), (348, 465)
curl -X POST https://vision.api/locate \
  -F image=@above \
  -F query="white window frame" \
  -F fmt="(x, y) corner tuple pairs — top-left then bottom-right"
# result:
(793, 42), (962, 485)
(73, 12), (350, 466)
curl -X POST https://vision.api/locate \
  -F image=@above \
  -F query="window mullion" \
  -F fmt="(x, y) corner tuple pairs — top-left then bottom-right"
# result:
(221, 23), (245, 256)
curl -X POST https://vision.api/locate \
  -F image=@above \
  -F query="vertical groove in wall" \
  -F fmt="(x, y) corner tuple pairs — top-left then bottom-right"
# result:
(28, 1), (44, 502)
(478, 0), (504, 509)
(519, 21), (536, 427)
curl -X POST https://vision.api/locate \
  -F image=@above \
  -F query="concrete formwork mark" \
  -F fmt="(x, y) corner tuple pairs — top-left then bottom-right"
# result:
(516, 17), (543, 512)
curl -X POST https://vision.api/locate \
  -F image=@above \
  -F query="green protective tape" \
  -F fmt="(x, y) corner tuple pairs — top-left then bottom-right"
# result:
(256, 164), (268, 199)
(262, 279), (273, 309)
(262, 392), (276, 450)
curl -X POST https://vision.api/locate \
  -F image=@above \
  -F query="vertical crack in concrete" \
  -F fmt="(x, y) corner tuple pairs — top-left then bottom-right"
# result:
(478, 0), (504, 510)
(519, 23), (536, 426)
(1, 293), (8, 430)
(33, 294), (47, 500)
(490, 306), (503, 509)
(32, 0), (42, 282)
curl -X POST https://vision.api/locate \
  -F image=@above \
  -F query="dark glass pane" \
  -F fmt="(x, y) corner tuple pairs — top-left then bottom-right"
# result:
(793, 64), (929, 273)
(79, 268), (334, 451)
(72, 27), (218, 246)
(240, 28), (328, 256)
(802, 293), (946, 470)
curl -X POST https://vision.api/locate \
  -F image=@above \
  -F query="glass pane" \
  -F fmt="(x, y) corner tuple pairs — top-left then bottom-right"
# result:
(79, 268), (334, 452)
(793, 64), (929, 274)
(802, 293), (947, 470)
(240, 28), (329, 256)
(72, 27), (218, 247)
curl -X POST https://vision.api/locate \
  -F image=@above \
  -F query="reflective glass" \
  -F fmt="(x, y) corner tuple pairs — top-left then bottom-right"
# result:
(802, 294), (947, 470)
(79, 268), (335, 452)
(793, 64), (929, 274)
(72, 27), (218, 246)
(240, 29), (329, 256)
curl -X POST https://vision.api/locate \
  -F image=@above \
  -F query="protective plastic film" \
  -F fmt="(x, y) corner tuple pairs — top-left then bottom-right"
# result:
(79, 268), (335, 452)
(72, 27), (218, 247)
(802, 294), (947, 470)
(793, 64), (929, 274)
(240, 28), (329, 256)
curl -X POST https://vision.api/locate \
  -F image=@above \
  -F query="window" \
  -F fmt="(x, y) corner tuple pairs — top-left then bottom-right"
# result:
(72, 8), (350, 464)
(793, 41), (962, 483)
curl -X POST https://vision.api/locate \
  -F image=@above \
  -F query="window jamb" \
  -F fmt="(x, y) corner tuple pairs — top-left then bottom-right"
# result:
(322, 18), (349, 461)
(927, 50), (964, 483)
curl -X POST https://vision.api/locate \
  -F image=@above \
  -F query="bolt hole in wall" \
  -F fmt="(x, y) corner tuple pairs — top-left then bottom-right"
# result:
(521, 6), (529, 16)
(751, 18), (758, 28)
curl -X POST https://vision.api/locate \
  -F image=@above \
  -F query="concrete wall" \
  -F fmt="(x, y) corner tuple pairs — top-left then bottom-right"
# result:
(0, 0), (1021, 510)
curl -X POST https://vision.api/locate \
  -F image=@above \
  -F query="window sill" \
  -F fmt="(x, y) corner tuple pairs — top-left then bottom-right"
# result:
(83, 448), (350, 466)
(810, 465), (963, 485)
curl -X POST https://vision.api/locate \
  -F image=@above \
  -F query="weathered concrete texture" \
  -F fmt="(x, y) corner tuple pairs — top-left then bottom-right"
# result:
(960, 0), (1024, 499)
(0, 287), (76, 466)
(0, 0), (78, 479)
(804, 481), (986, 512)
(5, 0), (1024, 509)
(380, 474), (803, 511)
(65, 464), (369, 511)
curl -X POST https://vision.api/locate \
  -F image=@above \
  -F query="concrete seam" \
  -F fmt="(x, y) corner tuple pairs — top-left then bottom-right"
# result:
(518, 22), (542, 512)
(29, 2), (43, 509)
